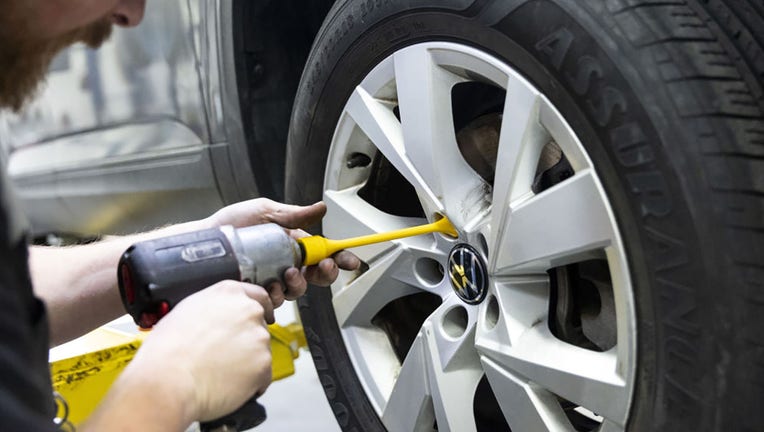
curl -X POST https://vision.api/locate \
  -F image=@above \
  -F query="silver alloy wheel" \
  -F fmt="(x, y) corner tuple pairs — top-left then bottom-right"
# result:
(321, 42), (636, 432)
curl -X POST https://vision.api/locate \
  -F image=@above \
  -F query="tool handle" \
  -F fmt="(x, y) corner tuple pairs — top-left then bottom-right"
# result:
(118, 227), (241, 328)
(200, 396), (267, 432)
(117, 228), (269, 431)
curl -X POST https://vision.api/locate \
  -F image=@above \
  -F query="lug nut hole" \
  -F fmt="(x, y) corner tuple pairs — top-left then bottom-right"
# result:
(485, 295), (499, 330)
(443, 306), (469, 338)
(415, 257), (445, 286)
(478, 233), (489, 257)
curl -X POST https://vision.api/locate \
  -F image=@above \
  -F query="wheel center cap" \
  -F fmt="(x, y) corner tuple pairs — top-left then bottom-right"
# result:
(448, 244), (488, 305)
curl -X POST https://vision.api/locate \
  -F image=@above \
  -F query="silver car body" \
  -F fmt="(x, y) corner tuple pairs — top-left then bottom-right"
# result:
(0, 0), (256, 236)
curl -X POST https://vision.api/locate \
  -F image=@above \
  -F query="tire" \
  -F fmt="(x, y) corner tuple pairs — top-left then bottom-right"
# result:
(286, 1), (764, 431)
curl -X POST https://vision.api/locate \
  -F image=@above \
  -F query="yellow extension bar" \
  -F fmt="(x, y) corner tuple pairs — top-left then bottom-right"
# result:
(49, 323), (307, 426)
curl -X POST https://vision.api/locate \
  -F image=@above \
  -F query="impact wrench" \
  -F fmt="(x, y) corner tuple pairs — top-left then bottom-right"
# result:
(116, 216), (458, 431)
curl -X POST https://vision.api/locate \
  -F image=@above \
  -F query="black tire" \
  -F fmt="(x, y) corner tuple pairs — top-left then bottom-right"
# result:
(286, 1), (764, 431)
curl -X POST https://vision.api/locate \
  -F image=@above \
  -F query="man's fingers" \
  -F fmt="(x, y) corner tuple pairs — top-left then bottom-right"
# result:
(304, 258), (339, 287)
(333, 250), (361, 271)
(287, 228), (310, 240)
(264, 268), (307, 305)
(209, 199), (327, 229)
(241, 284), (275, 324)
(283, 267), (307, 300)
(265, 201), (326, 230)
(265, 282), (286, 309)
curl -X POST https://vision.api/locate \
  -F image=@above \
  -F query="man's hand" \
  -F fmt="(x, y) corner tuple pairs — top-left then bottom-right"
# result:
(90, 280), (275, 428)
(206, 198), (361, 308)
(32, 198), (359, 346)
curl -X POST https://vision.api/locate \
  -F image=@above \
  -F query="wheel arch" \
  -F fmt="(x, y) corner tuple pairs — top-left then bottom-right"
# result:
(231, 0), (337, 201)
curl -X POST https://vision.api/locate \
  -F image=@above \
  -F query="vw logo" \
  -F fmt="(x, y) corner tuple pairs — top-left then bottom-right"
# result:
(447, 244), (488, 305)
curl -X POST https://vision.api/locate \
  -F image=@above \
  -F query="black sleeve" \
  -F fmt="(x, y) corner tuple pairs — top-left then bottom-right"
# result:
(0, 174), (55, 429)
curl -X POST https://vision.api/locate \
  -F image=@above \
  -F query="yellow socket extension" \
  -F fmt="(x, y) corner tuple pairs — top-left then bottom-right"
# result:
(298, 216), (459, 266)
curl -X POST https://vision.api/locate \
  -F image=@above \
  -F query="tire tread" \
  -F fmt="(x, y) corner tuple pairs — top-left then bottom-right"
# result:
(603, 0), (764, 428)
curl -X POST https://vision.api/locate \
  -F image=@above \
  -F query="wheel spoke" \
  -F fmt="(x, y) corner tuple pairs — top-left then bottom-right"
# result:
(477, 276), (550, 347)
(333, 246), (421, 328)
(474, 277), (571, 431)
(489, 73), (548, 266)
(381, 335), (436, 432)
(493, 170), (615, 275)
(422, 317), (483, 432)
(476, 324), (628, 425)
(426, 295), (480, 370)
(384, 317), (483, 432)
(538, 97), (591, 172)
(428, 360), (483, 432)
(482, 357), (574, 432)
(345, 86), (441, 211)
(323, 187), (433, 263)
(393, 45), (487, 224)
(332, 237), (450, 328)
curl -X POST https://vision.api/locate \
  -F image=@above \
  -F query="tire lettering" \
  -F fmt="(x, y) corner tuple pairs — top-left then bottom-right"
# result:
(588, 86), (627, 127)
(383, 24), (414, 44)
(648, 226), (703, 403)
(535, 25), (676, 233)
(535, 30), (672, 217)
(567, 55), (602, 96)
(304, 325), (322, 343)
(527, 8), (704, 422)
(627, 172), (672, 218)
(311, 345), (328, 369)
(659, 277), (701, 336)
(664, 336), (703, 401)
(340, 13), (354, 39)
(645, 226), (688, 271)
(535, 27), (574, 70)
(320, 374), (338, 398)
(332, 402), (350, 427)
(360, 0), (390, 19)
(610, 122), (655, 167)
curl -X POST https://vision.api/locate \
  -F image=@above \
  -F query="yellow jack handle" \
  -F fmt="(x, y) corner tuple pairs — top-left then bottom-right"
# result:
(298, 216), (458, 266)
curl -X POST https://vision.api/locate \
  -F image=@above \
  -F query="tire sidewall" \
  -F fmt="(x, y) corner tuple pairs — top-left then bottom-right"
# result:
(287, 1), (721, 431)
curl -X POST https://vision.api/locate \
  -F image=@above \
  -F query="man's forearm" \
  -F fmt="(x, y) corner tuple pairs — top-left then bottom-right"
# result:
(80, 353), (197, 432)
(30, 219), (213, 346)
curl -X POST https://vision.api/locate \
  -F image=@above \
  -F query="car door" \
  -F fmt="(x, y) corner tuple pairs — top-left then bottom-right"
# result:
(0, 0), (224, 237)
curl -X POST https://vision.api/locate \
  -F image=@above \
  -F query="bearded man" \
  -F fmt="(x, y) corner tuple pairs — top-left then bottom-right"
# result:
(0, 1), (358, 430)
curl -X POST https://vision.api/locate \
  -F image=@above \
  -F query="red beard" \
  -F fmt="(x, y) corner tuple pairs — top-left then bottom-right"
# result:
(0, 17), (113, 111)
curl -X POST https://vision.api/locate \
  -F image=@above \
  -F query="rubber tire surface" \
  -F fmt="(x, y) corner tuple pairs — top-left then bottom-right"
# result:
(286, 1), (764, 431)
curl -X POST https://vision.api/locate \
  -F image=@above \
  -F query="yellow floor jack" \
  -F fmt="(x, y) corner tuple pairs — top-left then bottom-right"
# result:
(50, 320), (307, 427)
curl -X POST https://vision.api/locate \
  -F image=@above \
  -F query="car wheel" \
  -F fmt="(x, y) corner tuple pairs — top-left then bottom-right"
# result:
(286, 1), (764, 431)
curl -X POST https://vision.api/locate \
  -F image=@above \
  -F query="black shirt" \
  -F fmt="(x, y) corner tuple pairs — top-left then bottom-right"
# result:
(0, 165), (55, 430)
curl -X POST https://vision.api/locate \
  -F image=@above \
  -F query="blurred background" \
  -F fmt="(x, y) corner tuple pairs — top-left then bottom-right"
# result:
(2, 1), (339, 430)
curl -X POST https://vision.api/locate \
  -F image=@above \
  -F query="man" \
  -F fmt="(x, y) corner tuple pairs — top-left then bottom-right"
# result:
(0, 1), (359, 430)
